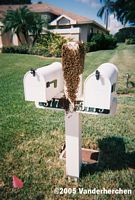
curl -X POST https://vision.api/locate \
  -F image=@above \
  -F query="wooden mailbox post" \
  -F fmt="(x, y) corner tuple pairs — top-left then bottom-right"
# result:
(23, 42), (118, 179)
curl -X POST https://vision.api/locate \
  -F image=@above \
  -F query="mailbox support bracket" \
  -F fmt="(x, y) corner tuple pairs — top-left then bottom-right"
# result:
(65, 112), (82, 178)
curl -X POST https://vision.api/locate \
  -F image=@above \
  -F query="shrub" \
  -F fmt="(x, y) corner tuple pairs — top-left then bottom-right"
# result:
(85, 33), (117, 52)
(91, 34), (106, 50)
(115, 27), (135, 43)
(2, 33), (71, 57)
(85, 41), (97, 52)
(2, 45), (29, 54)
(29, 44), (50, 56)
(104, 34), (117, 48)
(34, 32), (72, 57)
(125, 38), (135, 45)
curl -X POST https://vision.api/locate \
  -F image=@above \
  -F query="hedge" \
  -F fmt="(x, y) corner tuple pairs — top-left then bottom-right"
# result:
(114, 27), (135, 43)
(2, 32), (71, 57)
(125, 38), (135, 45)
(2, 45), (29, 54)
(85, 33), (117, 53)
(2, 33), (117, 56)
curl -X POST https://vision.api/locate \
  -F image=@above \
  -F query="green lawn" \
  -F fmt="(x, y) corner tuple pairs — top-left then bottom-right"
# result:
(0, 44), (135, 200)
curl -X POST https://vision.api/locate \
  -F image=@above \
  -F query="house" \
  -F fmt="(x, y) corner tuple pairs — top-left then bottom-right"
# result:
(0, 3), (109, 47)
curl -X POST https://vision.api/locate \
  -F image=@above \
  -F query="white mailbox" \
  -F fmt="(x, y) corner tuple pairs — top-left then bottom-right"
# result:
(24, 62), (64, 102)
(84, 63), (118, 115)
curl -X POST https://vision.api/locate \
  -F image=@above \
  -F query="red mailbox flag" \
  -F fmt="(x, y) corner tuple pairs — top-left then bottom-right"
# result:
(12, 175), (23, 189)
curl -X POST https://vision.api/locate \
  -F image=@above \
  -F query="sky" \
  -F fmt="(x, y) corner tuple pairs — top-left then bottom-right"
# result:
(32, 0), (124, 34)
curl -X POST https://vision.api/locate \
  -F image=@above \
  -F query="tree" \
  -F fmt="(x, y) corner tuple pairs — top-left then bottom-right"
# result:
(0, 0), (31, 4)
(114, 0), (135, 25)
(29, 13), (46, 45)
(97, 0), (115, 29)
(2, 6), (46, 46)
(2, 6), (32, 45)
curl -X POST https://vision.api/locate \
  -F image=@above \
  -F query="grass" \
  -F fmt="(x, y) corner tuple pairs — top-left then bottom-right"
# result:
(0, 44), (135, 200)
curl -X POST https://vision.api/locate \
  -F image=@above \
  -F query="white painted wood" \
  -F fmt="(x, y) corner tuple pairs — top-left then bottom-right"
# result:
(65, 112), (82, 178)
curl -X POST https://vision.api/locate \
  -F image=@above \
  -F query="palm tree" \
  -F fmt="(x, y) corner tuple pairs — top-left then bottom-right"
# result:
(97, 0), (115, 29)
(114, 0), (135, 25)
(2, 6), (46, 46)
(2, 6), (31, 45)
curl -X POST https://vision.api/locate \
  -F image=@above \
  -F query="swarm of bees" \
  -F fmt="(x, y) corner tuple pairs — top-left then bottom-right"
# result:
(62, 42), (85, 107)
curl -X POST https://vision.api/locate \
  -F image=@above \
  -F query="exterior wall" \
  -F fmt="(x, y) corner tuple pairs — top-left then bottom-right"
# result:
(50, 27), (80, 41)
(0, 31), (33, 48)
(79, 25), (89, 42)
(0, 21), (19, 48)
(0, 34), (2, 48)
(1, 31), (12, 47)
(0, 21), (13, 47)
(12, 33), (19, 46)
(72, 24), (108, 42)
(90, 24), (108, 34)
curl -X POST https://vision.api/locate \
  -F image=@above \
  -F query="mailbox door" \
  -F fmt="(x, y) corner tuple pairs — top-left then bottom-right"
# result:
(84, 76), (111, 110)
(24, 62), (64, 102)
(24, 73), (46, 102)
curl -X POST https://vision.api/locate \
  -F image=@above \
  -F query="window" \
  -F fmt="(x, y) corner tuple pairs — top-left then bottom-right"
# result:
(90, 28), (93, 33)
(57, 17), (70, 25)
(111, 83), (116, 93)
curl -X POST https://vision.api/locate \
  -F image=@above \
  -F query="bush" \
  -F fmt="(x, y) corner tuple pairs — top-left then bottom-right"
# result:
(125, 38), (135, 45)
(34, 32), (72, 57)
(85, 41), (97, 52)
(2, 33), (71, 57)
(115, 27), (135, 43)
(29, 44), (50, 56)
(104, 34), (117, 48)
(85, 33), (117, 52)
(2, 45), (29, 54)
